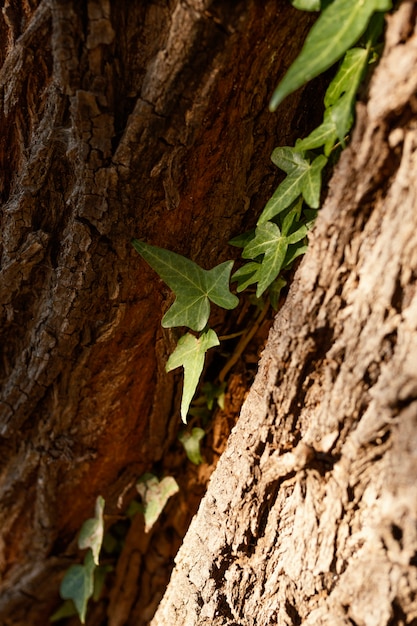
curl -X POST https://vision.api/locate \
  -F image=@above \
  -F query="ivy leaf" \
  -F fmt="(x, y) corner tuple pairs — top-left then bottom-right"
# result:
(324, 46), (369, 108)
(242, 220), (308, 297)
(232, 261), (261, 292)
(78, 495), (105, 566)
(228, 230), (255, 248)
(93, 565), (113, 602)
(258, 148), (327, 224)
(292, 0), (321, 10)
(179, 427), (206, 465)
(269, 276), (287, 310)
(136, 474), (179, 532)
(60, 550), (95, 624)
(297, 46), (369, 155)
(166, 328), (219, 422)
(50, 600), (79, 622)
(132, 240), (239, 332)
(270, 0), (392, 111)
(201, 381), (226, 410)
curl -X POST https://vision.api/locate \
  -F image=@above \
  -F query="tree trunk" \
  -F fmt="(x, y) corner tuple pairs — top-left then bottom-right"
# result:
(0, 1), (322, 624)
(152, 3), (417, 625)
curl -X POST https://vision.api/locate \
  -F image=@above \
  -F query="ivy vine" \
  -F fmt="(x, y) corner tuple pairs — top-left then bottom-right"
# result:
(133, 0), (391, 423)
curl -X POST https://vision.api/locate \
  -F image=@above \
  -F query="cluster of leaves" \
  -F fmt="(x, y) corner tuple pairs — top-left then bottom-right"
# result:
(53, 474), (180, 623)
(133, 0), (391, 422)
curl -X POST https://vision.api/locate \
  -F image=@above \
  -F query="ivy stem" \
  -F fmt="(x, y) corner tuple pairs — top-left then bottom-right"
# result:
(218, 299), (270, 383)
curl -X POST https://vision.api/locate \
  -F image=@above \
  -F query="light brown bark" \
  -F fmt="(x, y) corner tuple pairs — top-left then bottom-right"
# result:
(0, 1), (321, 624)
(152, 4), (417, 625)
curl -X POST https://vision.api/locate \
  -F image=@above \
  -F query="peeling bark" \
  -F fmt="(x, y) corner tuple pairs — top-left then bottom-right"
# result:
(152, 4), (417, 625)
(0, 1), (322, 624)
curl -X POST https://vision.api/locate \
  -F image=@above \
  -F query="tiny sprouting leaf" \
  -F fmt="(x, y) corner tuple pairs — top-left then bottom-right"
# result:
(136, 474), (179, 533)
(166, 328), (219, 422)
(60, 550), (95, 624)
(179, 428), (206, 465)
(78, 495), (105, 566)
(270, 0), (392, 111)
(258, 148), (327, 224)
(132, 240), (239, 332)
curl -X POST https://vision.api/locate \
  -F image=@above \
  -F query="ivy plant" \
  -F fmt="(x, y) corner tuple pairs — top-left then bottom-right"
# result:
(133, 0), (391, 423)
(52, 496), (105, 624)
(53, 473), (179, 623)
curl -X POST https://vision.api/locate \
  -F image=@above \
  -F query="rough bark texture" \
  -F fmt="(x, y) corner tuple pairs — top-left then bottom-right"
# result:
(0, 1), (323, 624)
(152, 4), (417, 625)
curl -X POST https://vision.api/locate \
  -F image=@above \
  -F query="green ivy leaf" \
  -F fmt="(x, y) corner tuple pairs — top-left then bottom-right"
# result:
(50, 599), (79, 622)
(292, 0), (321, 10)
(258, 148), (327, 224)
(179, 427), (206, 465)
(201, 381), (226, 410)
(241, 218), (308, 297)
(60, 551), (95, 624)
(132, 240), (239, 332)
(78, 496), (105, 566)
(136, 474), (179, 532)
(232, 261), (261, 292)
(228, 230), (255, 248)
(93, 565), (113, 602)
(269, 276), (287, 310)
(297, 46), (369, 155)
(166, 328), (219, 422)
(270, 0), (392, 111)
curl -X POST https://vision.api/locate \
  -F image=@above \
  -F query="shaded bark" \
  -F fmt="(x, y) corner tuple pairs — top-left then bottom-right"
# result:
(0, 1), (322, 624)
(152, 3), (417, 625)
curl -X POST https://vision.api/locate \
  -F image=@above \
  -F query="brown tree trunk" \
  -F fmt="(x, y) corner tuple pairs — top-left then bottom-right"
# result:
(0, 1), (322, 624)
(152, 3), (417, 625)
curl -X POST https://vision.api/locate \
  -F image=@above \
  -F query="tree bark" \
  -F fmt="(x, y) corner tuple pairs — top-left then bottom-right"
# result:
(0, 1), (322, 624)
(152, 3), (417, 625)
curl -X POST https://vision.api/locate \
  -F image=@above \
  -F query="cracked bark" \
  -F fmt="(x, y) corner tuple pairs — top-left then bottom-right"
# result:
(0, 1), (322, 624)
(152, 4), (417, 625)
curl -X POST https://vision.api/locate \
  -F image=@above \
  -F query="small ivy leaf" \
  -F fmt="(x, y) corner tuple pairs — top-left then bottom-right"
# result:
(324, 47), (369, 108)
(136, 474), (179, 533)
(179, 427), (206, 465)
(269, 276), (287, 310)
(132, 240), (238, 332)
(228, 230), (255, 248)
(240, 218), (310, 297)
(242, 223), (288, 297)
(50, 599), (78, 622)
(60, 550), (95, 624)
(258, 149), (327, 224)
(201, 381), (226, 410)
(93, 564), (113, 602)
(232, 262), (261, 292)
(78, 495), (105, 566)
(283, 242), (309, 269)
(292, 0), (321, 10)
(166, 328), (219, 422)
(270, 0), (392, 111)
(296, 47), (369, 155)
(242, 222), (282, 260)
